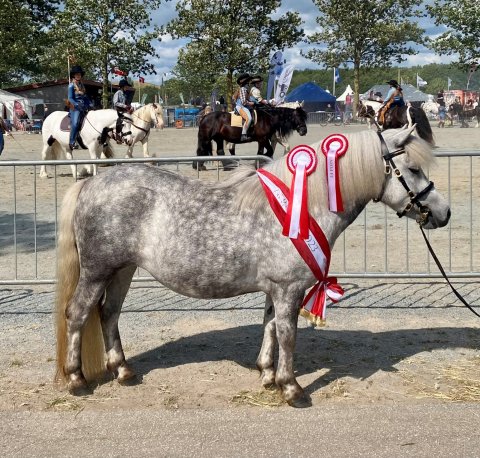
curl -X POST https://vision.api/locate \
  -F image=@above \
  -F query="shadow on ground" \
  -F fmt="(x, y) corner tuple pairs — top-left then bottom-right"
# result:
(129, 324), (480, 395)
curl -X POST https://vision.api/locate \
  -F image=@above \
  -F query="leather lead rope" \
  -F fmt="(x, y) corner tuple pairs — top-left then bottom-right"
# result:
(419, 226), (480, 319)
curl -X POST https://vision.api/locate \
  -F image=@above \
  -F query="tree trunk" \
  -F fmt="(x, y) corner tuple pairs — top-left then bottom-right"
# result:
(102, 61), (109, 109)
(226, 70), (234, 111)
(353, 59), (361, 120)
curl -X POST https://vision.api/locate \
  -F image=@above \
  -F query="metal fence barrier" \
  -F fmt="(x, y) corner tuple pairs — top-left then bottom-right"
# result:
(0, 152), (479, 285)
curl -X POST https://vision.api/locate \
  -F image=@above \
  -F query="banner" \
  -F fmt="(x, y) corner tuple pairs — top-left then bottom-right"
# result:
(334, 68), (341, 83)
(113, 66), (126, 76)
(416, 74), (427, 87)
(267, 51), (285, 100)
(274, 65), (294, 104)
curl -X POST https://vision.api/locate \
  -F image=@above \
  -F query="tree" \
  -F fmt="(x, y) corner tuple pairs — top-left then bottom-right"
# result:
(165, 0), (303, 109)
(303, 0), (425, 110)
(427, 0), (479, 67)
(46, 0), (162, 107)
(0, 0), (58, 85)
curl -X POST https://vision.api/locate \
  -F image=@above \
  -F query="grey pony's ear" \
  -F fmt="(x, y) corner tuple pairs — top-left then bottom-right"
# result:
(393, 124), (416, 147)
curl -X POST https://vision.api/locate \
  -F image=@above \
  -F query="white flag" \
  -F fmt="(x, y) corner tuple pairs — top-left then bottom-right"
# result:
(274, 65), (294, 104)
(417, 74), (427, 87)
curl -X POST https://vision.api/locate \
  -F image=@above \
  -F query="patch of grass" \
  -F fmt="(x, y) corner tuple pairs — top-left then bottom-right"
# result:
(10, 359), (24, 367)
(46, 396), (83, 411)
(232, 387), (285, 407)
(317, 379), (350, 400)
(400, 357), (480, 402)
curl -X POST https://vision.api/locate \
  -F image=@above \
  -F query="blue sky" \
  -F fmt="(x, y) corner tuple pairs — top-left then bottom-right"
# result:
(143, 0), (450, 86)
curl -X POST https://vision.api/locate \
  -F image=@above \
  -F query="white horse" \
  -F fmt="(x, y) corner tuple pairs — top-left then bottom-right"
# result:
(122, 103), (164, 158)
(40, 109), (118, 179)
(421, 100), (439, 119)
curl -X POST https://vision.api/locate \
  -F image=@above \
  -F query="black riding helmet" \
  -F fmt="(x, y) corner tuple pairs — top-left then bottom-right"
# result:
(119, 79), (130, 88)
(70, 65), (85, 78)
(237, 73), (251, 86)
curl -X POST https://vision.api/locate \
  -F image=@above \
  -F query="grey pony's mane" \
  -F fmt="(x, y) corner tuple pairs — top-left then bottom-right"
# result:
(226, 129), (434, 214)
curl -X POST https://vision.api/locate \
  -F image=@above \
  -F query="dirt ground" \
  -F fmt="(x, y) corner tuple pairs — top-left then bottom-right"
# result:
(1, 121), (480, 455)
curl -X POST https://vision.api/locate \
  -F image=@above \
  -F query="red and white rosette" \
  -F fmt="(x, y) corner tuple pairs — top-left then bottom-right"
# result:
(320, 134), (349, 212)
(299, 277), (344, 325)
(282, 145), (317, 239)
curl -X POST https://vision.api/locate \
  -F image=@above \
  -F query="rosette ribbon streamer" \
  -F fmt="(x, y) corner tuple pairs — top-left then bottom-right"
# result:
(282, 145), (318, 239)
(320, 134), (349, 212)
(257, 163), (344, 326)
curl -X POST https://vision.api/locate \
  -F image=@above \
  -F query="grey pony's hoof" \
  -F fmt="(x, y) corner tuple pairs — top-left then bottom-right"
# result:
(287, 394), (312, 408)
(68, 378), (93, 396)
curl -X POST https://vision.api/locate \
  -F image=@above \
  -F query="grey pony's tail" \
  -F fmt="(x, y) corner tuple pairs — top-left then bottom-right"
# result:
(55, 180), (105, 385)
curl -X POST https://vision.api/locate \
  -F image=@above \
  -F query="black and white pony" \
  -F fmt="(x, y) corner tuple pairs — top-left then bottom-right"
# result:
(357, 100), (434, 145)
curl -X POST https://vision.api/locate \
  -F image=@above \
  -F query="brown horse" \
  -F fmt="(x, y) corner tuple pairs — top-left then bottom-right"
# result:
(357, 101), (434, 145)
(194, 106), (308, 170)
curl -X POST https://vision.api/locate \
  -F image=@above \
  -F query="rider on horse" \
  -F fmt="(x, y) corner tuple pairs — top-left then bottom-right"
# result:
(249, 75), (270, 106)
(67, 65), (92, 150)
(112, 79), (133, 144)
(233, 73), (254, 141)
(377, 79), (405, 127)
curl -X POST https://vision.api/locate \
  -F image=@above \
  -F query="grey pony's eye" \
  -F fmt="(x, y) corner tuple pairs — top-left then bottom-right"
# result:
(408, 168), (420, 175)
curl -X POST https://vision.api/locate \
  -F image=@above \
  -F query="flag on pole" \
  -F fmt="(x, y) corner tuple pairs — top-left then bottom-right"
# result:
(139, 76), (145, 84)
(416, 74), (427, 87)
(334, 68), (341, 83)
(113, 66), (126, 76)
(466, 63), (478, 89)
(447, 77), (452, 90)
(267, 51), (285, 100)
(274, 65), (294, 104)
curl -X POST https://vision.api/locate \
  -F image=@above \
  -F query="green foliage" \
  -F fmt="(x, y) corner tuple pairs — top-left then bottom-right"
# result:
(304, 0), (425, 108)
(43, 0), (162, 106)
(427, 0), (480, 66)
(288, 63), (480, 97)
(0, 0), (58, 84)
(165, 0), (303, 107)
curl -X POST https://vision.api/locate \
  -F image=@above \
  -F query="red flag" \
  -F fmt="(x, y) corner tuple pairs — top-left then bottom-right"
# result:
(139, 76), (145, 84)
(113, 66), (125, 76)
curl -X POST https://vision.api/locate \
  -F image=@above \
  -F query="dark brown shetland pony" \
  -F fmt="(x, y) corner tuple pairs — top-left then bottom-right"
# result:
(194, 106), (308, 169)
(357, 101), (435, 145)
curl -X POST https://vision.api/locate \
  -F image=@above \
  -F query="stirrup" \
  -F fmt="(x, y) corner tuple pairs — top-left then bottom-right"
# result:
(241, 134), (250, 142)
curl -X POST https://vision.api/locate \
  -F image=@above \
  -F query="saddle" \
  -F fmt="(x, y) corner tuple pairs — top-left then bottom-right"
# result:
(59, 113), (87, 132)
(230, 110), (258, 128)
(59, 114), (88, 149)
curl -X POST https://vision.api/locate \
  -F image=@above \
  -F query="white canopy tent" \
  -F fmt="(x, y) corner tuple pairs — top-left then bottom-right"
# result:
(0, 89), (39, 120)
(336, 84), (354, 102)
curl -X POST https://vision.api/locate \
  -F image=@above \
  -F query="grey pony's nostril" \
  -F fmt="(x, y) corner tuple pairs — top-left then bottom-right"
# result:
(447, 209), (451, 220)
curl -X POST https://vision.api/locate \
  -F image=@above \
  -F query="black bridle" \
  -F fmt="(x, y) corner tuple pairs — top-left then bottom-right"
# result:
(377, 132), (480, 319)
(376, 132), (434, 223)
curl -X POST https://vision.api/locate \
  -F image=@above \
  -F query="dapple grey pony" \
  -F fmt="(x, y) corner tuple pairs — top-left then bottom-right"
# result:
(55, 126), (450, 407)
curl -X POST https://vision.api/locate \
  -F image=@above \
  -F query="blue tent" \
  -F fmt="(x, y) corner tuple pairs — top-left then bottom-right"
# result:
(285, 82), (336, 112)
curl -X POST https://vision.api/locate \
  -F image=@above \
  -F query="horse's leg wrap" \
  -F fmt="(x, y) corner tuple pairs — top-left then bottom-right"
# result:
(101, 266), (137, 383)
(256, 295), (276, 387)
